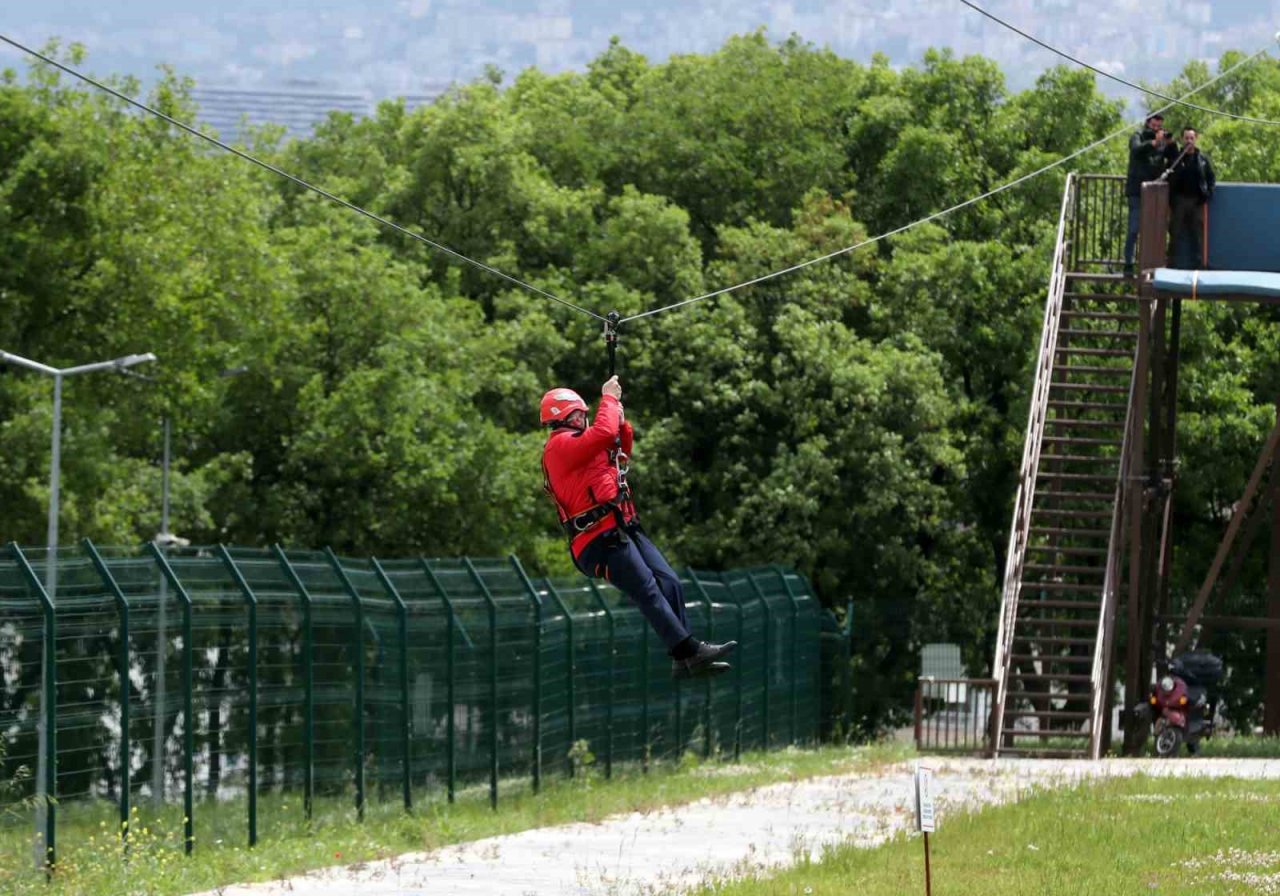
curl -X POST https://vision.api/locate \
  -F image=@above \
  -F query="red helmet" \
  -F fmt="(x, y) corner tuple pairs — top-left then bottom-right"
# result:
(540, 388), (587, 425)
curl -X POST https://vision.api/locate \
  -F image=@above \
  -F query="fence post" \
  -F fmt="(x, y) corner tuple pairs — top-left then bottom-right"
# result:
(842, 598), (853, 737)
(685, 569), (715, 759)
(733, 580), (744, 762)
(217, 545), (258, 846)
(10, 543), (56, 870)
(82, 540), (132, 846)
(371, 558), (413, 813)
(147, 543), (195, 854)
(773, 566), (802, 746)
(586, 580), (616, 779)
(541, 579), (576, 777)
(507, 556), (544, 794)
(273, 545), (314, 819)
(420, 560), (463, 803)
(641, 619), (650, 772)
(324, 548), (366, 822)
(462, 558), (499, 809)
(745, 571), (773, 751)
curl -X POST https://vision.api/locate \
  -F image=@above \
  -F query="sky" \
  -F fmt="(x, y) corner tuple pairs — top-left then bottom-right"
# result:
(3, 0), (1279, 112)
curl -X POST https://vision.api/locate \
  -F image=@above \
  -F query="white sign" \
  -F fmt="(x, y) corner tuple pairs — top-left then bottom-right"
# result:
(914, 763), (936, 833)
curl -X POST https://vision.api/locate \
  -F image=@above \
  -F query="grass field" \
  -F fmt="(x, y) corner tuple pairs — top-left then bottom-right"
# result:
(0, 742), (909, 896)
(7, 736), (1280, 895)
(700, 773), (1280, 896)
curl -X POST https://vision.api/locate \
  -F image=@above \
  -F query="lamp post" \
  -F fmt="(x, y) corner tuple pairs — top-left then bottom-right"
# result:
(0, 348), (157, 865)
(120, 364), (244, 804)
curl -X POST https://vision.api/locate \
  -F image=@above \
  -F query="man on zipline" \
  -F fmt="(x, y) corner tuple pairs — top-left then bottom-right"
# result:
(541, 376), (737, 678)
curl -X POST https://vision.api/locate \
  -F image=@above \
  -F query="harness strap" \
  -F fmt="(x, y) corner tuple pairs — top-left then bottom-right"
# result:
(562, 487), (633, 538)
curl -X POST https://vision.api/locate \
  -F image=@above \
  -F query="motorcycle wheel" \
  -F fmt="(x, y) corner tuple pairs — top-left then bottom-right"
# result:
(1154, 723), (1183, 758)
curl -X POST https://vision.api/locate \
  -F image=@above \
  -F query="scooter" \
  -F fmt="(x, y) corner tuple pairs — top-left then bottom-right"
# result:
(1149, 651), (1222, 757)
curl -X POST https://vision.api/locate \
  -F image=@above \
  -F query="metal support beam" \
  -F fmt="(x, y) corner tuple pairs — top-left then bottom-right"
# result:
(586, 580), (617, 778)
(1266, 400), (1280, 735)
(420, 560), (466, 802)
(83, 540), (131, 848)
(324, 548), (366, 822)
(273, 545), (314, 819)
(507, 556), (545, 792)
(462, 558), (499, 809)
(217, 545), (258, 846)
(684, 569), (715, 759)
(745, 572), (773, 750)
(10, 543), (56, 870)
(1122, 297), (1152, 755)
(541, 579), (576, 776)
(1174, 415), (1280, 653)
(370, 558), (413, 812)
(147, 543), (195, 853)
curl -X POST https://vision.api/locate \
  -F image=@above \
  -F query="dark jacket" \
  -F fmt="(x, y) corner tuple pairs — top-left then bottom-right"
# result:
(1126, 128), (1168, 197)
(1167, 148), (1215, 203)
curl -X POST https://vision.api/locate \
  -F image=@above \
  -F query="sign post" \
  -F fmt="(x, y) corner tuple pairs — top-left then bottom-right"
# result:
(914, 763), (936, 896)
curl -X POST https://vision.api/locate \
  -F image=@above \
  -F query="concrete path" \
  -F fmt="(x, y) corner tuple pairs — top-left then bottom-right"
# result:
(192, 757), (1280, 896)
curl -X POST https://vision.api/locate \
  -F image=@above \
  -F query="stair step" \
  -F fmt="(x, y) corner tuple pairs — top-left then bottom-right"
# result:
(1055, 346), (1133, 358)
(1024, 563), (1104, 576)
(998, 747), (1090, 758)
(1044, 436), (1124, 447)
(1005, 689), (1093, 702)
(1003, 710), (1092, 720)
(1052, 364), (1131, 376)
(1058, 329), (1137, 341)
(1031, 508), (1113, 519)
(1034, 468), (1116, 483)
(1034, 490), (1114, 502)
(1012, 635), (1097, 647)
(1028, 525), (1111, 537)
(1037, 454), (1121, 465)
(1009, 654), (1095, 665)
(1050, 381), (1128, 394)
(1064, 272), (1131, 283)
(1001, 727), (1091, 738)
(1021, 582), (1101, 594)
(1046, 418), (1124, 431)
(1013, 617), (1100, 629)
(1016, 597), (1101, 609)
(1016, 672), (1094, 684)
(1024, 544), (1107, 557)
(1061, 309), (1140, 321)
(1047, 400), (1129, 411)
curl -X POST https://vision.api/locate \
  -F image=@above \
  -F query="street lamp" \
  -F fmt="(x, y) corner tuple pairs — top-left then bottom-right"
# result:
(0, 348), (157, 864)
(119, 363), (244, 802)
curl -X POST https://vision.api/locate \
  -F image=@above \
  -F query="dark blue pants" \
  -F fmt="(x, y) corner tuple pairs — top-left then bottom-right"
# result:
(576, 525), (690, 651)
(1123, 194), (1141, 267)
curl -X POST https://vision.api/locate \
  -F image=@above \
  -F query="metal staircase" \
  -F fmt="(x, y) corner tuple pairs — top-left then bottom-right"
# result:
(992, 174), (1140, 759)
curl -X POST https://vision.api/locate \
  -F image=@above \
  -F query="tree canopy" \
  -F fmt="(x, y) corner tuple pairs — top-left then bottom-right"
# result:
(3, 34), (1279, 733)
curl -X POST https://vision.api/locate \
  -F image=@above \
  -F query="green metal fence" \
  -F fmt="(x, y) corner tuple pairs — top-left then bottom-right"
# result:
(0, 543), (826, 869)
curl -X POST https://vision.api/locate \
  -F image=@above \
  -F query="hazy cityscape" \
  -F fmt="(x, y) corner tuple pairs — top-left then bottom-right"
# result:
(4, 1), (1279, 137)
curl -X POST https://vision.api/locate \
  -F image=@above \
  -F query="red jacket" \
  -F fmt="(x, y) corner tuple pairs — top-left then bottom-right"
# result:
(542, 394), (635, 557)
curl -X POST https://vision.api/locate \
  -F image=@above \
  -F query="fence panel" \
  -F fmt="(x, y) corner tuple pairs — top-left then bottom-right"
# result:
(0, 549), (830, 871)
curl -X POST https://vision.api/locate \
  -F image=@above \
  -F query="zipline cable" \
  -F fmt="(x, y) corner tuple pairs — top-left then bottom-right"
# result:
(0, 33), (606, 324)
(958, 1), (1280, 127)
(622, 41), (1274, 324)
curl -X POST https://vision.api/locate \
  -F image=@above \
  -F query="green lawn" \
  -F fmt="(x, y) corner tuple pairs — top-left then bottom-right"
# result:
(701, 774), (1280, 896)
(0, 742), (909, 896)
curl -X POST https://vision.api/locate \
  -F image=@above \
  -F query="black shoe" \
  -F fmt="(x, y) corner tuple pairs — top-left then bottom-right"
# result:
(671, 640), (738, 679)
(1123, 264), (1135, 278)
(672, 659), (731, 680)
